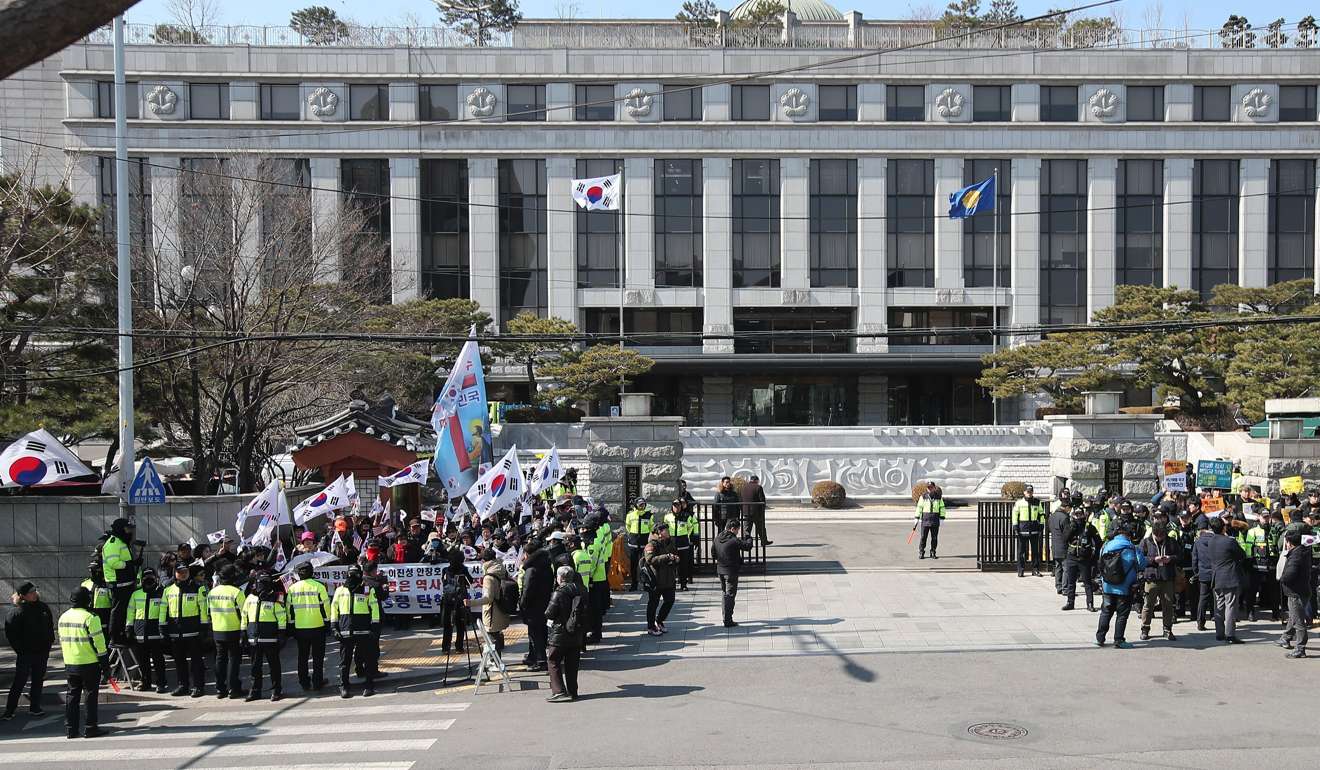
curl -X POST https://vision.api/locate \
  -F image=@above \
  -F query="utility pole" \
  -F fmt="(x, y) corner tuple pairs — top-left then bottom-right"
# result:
(113, 15), (135, 517)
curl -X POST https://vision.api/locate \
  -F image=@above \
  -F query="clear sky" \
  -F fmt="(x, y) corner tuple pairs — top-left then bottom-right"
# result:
(123, 0), (1316, 31)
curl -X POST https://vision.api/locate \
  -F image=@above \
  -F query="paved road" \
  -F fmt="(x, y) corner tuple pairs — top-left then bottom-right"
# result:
(4, 522), (1316, 769)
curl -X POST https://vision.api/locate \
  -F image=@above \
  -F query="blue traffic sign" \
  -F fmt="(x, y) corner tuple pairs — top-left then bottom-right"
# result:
(128, 456), (166, 505)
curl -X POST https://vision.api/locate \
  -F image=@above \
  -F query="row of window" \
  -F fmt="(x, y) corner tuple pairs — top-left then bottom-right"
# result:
(97, 155), (1316, 324)
(94, 81), (1320, 123)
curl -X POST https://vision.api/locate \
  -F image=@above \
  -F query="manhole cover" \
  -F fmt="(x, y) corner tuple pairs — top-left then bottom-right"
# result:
(968, 723), (1028, 740)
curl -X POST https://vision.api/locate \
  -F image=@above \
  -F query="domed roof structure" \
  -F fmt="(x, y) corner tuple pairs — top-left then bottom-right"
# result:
(730, 0), (845, 23)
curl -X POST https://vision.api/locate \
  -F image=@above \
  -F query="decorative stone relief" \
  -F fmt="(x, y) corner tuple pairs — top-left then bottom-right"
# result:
(623, 87), (653, 117)
(936, 288), (966, 304)
(306, 87), (339, 116)
(466, 87), (497, 118)
(624, 288), (655, 305)
(1087, 87), (1119, 118)
(781, 288), (810, 305)
(1241, 87), (1272, 117)
(779, 87), (810, 117)
(146, 85), (177, 115)
(934, 87), (964, 117)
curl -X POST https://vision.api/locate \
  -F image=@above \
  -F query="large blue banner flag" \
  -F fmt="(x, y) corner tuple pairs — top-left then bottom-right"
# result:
(948, 175), (995, 219)
(431, 339), (493, 499)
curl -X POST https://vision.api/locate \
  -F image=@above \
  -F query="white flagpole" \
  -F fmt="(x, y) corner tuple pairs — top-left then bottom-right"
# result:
(991, 167), (1000, 426)
(617, 164), (627, 397)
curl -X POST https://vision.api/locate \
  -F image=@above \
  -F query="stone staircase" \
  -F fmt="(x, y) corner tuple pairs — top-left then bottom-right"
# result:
(972, 456), (1056, 499)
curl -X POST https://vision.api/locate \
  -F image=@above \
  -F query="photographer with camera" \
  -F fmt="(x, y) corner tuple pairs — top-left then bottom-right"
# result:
(439, 547), (472, 654)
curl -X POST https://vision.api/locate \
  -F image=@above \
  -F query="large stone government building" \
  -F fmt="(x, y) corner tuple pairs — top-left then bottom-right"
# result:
(3, 4), (1318, 426)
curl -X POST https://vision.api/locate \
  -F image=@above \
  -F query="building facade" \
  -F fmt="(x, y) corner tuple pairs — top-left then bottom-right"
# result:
(3, 12), (1319, 427)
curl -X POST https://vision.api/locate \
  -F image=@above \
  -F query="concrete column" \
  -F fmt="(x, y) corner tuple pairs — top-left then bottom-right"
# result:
(624, 157), (655, 291)
(856, 156), (888, 353)
(546, 157), (576, 321)
(1086, 157), (1117, 318)
(469, 158), (499, 321)
(933, 157), (964, 289)
(388, 81), (416, 121)
(546, 82), (573, 123)
(1162, 158), (1193, 290)
(703, 158), (733, 354)
(1314, 162), (1320, 291)
(1009, 158), (1041, 341)
(1011, 83), (1039, 123)
(234, 176), (262, 302)
(229, 82), (257, 121)
(390, 157), (420, 303)
(1239, 158), (1269, 288)
(781, 157), (809, 289)
(702, 376), (734, 425)
(150, 156), (181, 305)
(310, 157), (341, 284)
(704, 83), (730, 121)
(857, 374), (889, 425)
(1165, 84), (1192, 122)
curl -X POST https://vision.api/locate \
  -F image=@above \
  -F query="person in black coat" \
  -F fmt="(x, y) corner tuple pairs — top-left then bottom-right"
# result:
(519, 540), (554, 671)
(1276, 530), (1313, 657)
(714, 518), (755, 628)
(4, 582), (54, 719)
(713, 476), (741, 530)
(544, 566), (585, 703)
(1048, 501), (1073, 594)
(1191, 527), (1217, 631)
(1205, 516), (1249, 643)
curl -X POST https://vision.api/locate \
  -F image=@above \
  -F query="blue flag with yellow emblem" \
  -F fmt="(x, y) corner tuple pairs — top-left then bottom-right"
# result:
(948, 176), (995, 219)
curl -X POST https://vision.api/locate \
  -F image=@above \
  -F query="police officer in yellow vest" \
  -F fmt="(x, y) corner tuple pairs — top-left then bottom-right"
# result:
(330, 567), (381, 698)
(665, 499), (698, 591)
(286, 561), (331, 691)
(1013, 485), (1047, 577)
(570, 533), (593, 588)
(80, 561), (113, 633)
(162, 562), (208, 696)
(242, 573), (288, 702)
(208, 565), (246, 699)
(124, 569), (168, 693)
(913, 482), (947, 559)
(588, 515), (612, 641)
(101, 518), (139, 647)
(58, 587), (108, 739)
(625, 498), (654, 591)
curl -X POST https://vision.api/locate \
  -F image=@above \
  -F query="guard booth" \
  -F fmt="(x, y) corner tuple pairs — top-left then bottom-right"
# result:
(976, 500), (1053, 571)
(692, 502), (766, 574)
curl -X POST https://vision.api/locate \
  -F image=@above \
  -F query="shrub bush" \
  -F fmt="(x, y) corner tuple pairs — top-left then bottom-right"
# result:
(811, 481), (847, 509)
(1001, 481), (1027, 500)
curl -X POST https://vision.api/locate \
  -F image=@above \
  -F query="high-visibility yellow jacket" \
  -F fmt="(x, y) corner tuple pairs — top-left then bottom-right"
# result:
(162, 581), (209, 638)
(242, 594), (288, 645)
(126, 586), (165, 641)
(571, 548), (593, 587)
(330, 586), (379, 637)
(285, 578), (331, 630)
(207, 584), (245, 636)
(101, 535), (136, 588)
(80, 579), (112, 610)
(58, 607), (107, 666)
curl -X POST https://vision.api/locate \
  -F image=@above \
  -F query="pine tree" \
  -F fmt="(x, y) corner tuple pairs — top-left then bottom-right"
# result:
(290, 6), (350, 45)
(435, 0), (522, 47)
(675, 0), (719, 27)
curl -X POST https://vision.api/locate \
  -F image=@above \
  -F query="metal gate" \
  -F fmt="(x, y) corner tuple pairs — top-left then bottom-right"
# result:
(692, 502), (766, 574)
(976, 500), (1054, 571)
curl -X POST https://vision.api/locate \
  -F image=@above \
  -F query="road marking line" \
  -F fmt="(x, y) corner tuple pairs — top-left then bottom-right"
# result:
(194, 703), (469, 722)
(133, 710), (172, 727)
(20, 714), (61, 731)
(3, 720), (455, 745)
(2, 738), (437, 764)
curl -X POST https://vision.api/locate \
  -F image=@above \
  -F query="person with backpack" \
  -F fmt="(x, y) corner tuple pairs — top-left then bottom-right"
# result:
(1095, 521), (1147, 649)
(465, 548), (513, 654)
(544, 565), (586, 703)
(1061, 506), (1102, 612)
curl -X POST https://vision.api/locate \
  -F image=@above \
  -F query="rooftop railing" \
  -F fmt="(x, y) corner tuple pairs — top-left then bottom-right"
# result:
(79, 19), (1318, 51)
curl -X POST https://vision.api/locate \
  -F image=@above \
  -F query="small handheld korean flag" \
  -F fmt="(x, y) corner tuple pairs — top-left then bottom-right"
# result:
(293, 475), (350, 525)
(273, 540), (287, 571)
(234, 479), (289, 542)
(571, 173), (621, 212)
(345, 473), (360, 514)
(465, 445), (524, 521)
(330, 530), (344, 552)
(205, 530), (225, 545)
(379, 460), (429, 488)
(528, 446), (562, 497)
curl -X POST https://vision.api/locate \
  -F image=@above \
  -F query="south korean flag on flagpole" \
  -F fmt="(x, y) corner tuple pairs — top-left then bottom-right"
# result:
(234, 479), (290, 545)
(465, 445), (525, 521)
(272, 540), (288, 571)
(571, 173), (621, 211)
(345, 473), (360, 514)
(0, 428), (97, 487)
(378, 460), (429, 488)
(528, 446), (562, 497)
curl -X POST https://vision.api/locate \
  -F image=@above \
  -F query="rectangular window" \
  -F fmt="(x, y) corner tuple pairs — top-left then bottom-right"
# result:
(733, 376), (857, 426)
(1040, 159), (1088, 325)
(576, 158), (622, 288)
(260, 84), (301, 120)
(732, 308), (853, 355)
(421, 159), (470, 300)
(732, 158), (780, 287)
(662, 83), (702, 121)
(1116, 159), (1163, 287)
(574, 84), (615, 121)
(97, 157), (152, 268)
(419, 84), (458, 121)
(1040, 85), (1078, 122)
(96, 81), (140, 119)
(732, 85), (770, 121)
(499, 159), (548, 321)
(340, 159), (391, 302)
(1126, 85), (1164, 122)
(886, 85), (924, 121)
(886, 159), (935, 288)
(817, 85), (857, 121)
(1279, 85), (1318, 122)
(809, 159), (857, 288)
(1192, 159), (1238, 298)
(349, 84), (388, 121)
(1194, 86), (1231, 121)
(188, 83), (229, 120)
(583, 309), (704, 346)
(259, 159), (311, 287)
(887, 307), (998, 346)
(179, 158), (232, 297)
(973, 85), (1011, 122)
(506, 84), (546, 122)
(1268, 159), (1316, 283)
(962, 159), (1011, 288)
(654, 159), (703, 288)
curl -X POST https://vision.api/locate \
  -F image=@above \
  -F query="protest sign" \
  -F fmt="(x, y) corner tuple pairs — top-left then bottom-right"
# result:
(1163, 460), (1188, 492)
(1281, 476), (1305, 495)
(312, 560), (519, 614)
(1196, 460), (1233, 490)
(1201, 495), (1225, 514)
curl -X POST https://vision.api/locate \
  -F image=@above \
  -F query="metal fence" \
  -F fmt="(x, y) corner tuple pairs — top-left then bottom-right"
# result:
(976, 500), (1054, 571)
(691, 502), (766, 574)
